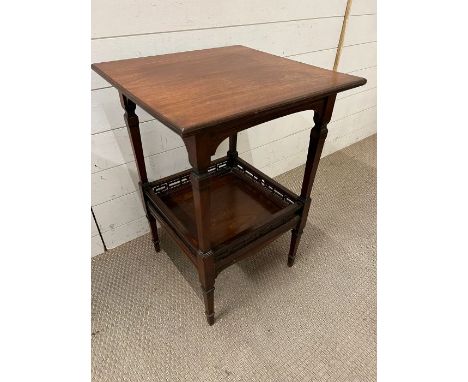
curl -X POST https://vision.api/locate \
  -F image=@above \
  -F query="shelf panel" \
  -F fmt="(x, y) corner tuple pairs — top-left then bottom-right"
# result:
(144, 157), (302, 254)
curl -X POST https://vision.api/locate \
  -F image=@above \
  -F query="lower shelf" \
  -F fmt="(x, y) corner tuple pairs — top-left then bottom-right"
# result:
(144, 156), (302, 266)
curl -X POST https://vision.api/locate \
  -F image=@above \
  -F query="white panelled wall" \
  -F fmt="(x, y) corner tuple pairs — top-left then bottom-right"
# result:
(91, 0), (377, 256)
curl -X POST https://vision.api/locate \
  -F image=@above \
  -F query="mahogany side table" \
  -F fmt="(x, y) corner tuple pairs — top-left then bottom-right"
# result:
(92, 45), (366, 325)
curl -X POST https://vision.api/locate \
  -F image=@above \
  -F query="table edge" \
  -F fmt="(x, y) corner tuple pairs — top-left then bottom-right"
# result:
(91, 63), (367, 138)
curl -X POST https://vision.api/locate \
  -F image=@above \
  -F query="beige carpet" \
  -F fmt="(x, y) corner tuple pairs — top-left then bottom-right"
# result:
(92, 134), (377, 382)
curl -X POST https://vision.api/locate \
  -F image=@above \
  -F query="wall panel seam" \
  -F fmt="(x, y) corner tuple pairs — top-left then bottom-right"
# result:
(348, 65), (377, 74)
(349, 13), (377, 17)
(338, 86), (376, 100)
(92, 15), (345, 41)
(100, 215), (148, 235)
(343, 40), (377, 48)
(93, 190), (140, 209)
(92, 145), (185, 175)
(93, 85), (112, 91)
(283, 47), (338, 58)
(331, 105), (377, 124)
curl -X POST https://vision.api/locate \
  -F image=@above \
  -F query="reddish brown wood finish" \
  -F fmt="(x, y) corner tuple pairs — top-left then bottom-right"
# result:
(159, 172), (286, 248)
(120, 94), (160, 252)
(288, 94), (336, 267)
(92, 45), (366, 325)
(92, 46), (365, 136)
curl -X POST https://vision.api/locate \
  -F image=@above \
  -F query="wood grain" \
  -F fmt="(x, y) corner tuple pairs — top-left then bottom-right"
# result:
(92, 46), (366, 136)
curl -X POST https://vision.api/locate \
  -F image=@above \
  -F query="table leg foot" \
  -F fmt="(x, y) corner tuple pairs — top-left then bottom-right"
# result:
(288, 228), (302, 267)
(152, 240), (161, 252)
(202, 285), (215, 326)
(147, 214), (160, 253)
(205, 312), (215, 326)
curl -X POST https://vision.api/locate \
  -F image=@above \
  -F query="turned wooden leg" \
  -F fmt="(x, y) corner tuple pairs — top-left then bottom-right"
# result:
(289, 95), (336, 266)
(183, 133), (217, 325)
(120, 93), (162, 253)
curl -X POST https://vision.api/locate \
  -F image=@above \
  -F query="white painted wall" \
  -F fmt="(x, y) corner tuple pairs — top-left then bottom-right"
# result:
(91, 0), (377, 256)
(324, 1), (377, 157)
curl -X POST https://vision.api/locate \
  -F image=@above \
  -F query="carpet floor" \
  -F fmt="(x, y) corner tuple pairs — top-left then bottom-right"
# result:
(92, 134), (377, 382)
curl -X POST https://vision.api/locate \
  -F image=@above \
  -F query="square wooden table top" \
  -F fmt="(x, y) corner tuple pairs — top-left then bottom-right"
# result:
(92, 45), (366, 136)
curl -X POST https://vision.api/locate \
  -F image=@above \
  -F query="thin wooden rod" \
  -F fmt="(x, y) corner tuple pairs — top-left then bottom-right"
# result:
(333, 0), (353, 71)
(91, 207), (107, 252)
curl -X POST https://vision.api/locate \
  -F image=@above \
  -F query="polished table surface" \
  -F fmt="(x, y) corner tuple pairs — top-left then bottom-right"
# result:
(92, 45), (365, 136)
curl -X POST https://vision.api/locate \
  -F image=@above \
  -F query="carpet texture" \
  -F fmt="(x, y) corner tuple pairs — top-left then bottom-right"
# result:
(92, 134), (377, 382)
